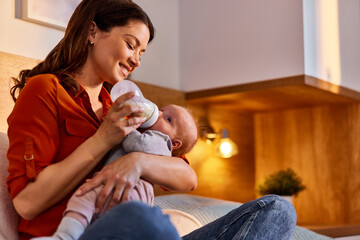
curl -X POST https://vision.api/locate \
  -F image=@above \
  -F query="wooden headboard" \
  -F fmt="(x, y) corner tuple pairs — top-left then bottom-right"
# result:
(0, 52), (40, 133)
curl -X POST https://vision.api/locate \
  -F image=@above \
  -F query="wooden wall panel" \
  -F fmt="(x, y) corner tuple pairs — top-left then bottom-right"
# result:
(186, 75), (360, 113)
(255, 103), (360, 225)
(158, 104), (256, 203)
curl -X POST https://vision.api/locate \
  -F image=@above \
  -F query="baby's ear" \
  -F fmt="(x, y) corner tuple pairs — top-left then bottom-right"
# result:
(172, 139), (182, 150)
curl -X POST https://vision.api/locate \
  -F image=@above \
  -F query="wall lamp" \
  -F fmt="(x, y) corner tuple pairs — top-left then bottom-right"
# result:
(199, 120), (238, 158)
(215, 129), (239, 158)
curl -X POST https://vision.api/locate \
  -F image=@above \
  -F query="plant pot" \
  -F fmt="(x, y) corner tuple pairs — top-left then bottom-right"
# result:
(280, 195), (293, 204)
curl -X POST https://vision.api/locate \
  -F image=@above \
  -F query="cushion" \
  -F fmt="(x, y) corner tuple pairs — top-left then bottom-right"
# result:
(155, 194), (334, 240)
(0, 132), (19, 240)
(155, 194), (241, 225)
(162, 209), (202, 236)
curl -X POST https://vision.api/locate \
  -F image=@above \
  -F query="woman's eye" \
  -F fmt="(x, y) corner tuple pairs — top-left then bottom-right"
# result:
(166, 117), (171, 123)
(126, 42), (134, 50)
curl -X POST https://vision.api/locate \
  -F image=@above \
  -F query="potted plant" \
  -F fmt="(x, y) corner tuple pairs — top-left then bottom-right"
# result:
(257, 168), (306, 203)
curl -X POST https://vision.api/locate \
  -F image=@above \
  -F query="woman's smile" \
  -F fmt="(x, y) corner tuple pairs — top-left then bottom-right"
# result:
(119, 64), (130, 77)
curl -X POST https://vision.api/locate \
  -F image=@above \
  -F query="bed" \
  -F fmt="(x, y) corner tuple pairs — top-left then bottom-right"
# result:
(0, 131), (333, 240)
(154, 193), (333, 239)
(0, 51), (339, 239)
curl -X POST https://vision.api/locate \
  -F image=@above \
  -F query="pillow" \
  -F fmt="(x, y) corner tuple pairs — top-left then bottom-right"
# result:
(155, 194), (241, 225)
(155, 194), (334, 240)
(0, 132), (19, 240)
(162, 209), (202, 237)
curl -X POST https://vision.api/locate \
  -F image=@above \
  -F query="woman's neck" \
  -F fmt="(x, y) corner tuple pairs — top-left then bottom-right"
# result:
(75, 68), (104, 120)
(75, 63), (103, 99)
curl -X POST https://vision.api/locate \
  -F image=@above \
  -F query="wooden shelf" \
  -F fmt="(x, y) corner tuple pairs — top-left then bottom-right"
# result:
(301, 225), (360, 238)
(186, 75), (360, 112)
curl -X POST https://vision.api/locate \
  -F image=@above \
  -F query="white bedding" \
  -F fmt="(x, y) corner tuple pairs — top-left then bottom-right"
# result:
(154, 194), (333, 240)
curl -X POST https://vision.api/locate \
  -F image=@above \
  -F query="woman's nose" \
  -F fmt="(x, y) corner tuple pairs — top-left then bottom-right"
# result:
(129, 53), (141, 68)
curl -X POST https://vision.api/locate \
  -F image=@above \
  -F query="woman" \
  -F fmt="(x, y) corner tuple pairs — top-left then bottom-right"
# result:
(7, 0), (296, 239)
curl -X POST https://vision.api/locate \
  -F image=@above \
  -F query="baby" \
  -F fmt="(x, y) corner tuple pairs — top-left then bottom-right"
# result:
(33, 104), (198, 240)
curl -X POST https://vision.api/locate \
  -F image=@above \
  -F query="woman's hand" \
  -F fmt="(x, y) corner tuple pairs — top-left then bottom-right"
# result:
(93, 92), (145, 150)
(76, 152), (197, 213)
(76, 152), (143, 213)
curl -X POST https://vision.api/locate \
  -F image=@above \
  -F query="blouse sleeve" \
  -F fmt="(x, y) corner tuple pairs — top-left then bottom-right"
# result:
(6, 74), (60, 199)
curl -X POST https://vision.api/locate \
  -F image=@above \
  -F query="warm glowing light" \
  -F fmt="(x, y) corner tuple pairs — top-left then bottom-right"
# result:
(206, 133), (217, 140)
(200, 127), (239, 158)
(219, 141), (232, 155)
(205, 139), (212, 144)
(215, 136), (238, 158)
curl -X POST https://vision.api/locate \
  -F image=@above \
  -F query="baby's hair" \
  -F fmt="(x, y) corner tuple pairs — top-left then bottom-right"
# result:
(171, 105), (198, 157)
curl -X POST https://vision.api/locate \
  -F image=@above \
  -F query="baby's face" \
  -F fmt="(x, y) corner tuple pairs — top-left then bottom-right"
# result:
(148, 105), (188, 140)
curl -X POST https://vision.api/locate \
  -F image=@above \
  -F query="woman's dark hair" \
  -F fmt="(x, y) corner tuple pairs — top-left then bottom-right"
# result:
(10, 0), (155, 102)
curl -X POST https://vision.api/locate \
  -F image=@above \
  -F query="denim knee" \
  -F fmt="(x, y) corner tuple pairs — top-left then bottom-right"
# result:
(114, 201), (180, 239)
(259, 195), (297, 227)
(239, 195), (298, 239)
(80, 201), (180, 240)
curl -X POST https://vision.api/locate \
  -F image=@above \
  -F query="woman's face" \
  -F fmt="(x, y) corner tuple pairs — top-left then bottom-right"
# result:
(88, 20), (150, 85)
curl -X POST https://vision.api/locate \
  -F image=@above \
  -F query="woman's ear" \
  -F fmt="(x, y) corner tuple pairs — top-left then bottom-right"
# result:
(88, 21), (97, 44)
(172, 139), (182, 150)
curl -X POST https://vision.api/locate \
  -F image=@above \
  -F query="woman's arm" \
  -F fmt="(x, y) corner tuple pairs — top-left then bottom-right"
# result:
(77, 152), (197, 212)
(11, 86), (144, 220)
(12, 135), (109, 220)
(140, 153), (197, 191)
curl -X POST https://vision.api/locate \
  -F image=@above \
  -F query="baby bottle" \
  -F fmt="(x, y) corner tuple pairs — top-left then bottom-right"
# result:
(110, 80), (159, 128)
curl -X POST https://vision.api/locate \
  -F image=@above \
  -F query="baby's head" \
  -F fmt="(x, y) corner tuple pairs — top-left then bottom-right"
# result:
(147, 104), (197, 157)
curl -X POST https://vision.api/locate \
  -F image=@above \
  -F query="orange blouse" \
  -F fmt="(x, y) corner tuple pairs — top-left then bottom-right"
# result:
(6, 74), (112, 239)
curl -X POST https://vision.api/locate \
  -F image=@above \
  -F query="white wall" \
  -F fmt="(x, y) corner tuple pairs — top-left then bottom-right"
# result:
(338, 0), (360, 92)
(0, 0), (181, 89)
(2, 0), (360, 92)
(0, 0), (64, 60)
(132, 0), (180, 89)
(179, 0), (305, 91)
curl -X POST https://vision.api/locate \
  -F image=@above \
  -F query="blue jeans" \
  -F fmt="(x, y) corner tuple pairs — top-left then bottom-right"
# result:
(79, 195), (296, 240)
